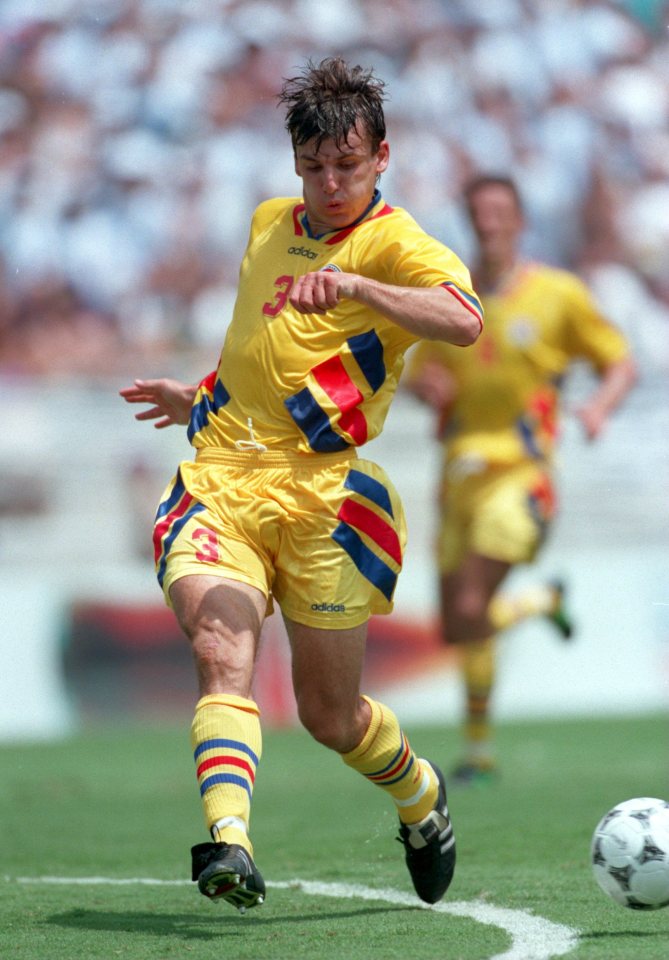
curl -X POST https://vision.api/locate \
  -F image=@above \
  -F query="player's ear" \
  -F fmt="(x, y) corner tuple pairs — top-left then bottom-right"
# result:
(375, 141), (389, 175)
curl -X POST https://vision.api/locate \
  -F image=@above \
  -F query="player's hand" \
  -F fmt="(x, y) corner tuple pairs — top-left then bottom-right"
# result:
(405, 361), (458, 439)
(575, 404), (607, 442)
(289, 271), (358, 314)
(407, 359), (457, 415)
(119, 378), (196, 428)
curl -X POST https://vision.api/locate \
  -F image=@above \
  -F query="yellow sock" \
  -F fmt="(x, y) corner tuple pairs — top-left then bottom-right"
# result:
(489, 584), (555, 631)
(341, 695), (438, 824)
(461, 637), (495, 762)
(190, 694), (262, 854)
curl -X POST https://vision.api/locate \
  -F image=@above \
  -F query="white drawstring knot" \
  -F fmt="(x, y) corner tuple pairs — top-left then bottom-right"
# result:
(234, 417), (267, 453)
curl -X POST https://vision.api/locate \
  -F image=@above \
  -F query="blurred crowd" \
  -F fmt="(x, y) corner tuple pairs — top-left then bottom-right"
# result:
(0, 0), (667, 381)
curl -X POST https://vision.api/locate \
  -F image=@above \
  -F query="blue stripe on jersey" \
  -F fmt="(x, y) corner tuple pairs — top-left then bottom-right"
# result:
(442, 281), (484, 323)
(284, 387), (351, 452)
(348, 330), (386, 392)
(187, 379), (231, 442)
(193, 738), (260, 766)
(199, 773), (252, 798)
(332, 521), (398, 601)
(344, 469), (394, 517)
(516, 416), (542, 459)
(156, 500), (206, 587)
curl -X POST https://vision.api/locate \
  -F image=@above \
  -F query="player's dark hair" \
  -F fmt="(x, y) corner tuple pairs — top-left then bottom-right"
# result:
(464, 175), (524, 213)
(278, 57), (387, 154)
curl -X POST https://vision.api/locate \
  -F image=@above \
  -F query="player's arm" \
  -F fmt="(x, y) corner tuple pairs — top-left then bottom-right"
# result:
(404, 357), (457, 410)
(402, 344), (459, 440)
(576, 355), (637, 441)
(119, 377), (198, 428)
(289, 271), (481, 345)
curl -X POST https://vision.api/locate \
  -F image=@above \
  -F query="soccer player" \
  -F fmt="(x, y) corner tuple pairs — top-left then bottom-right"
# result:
(405, 175), (636, 785)
(120, 58), (483, 911)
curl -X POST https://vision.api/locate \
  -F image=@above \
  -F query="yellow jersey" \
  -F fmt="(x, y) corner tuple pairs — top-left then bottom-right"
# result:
(407, 262), (630, 466)
(188, 191), (482, 454)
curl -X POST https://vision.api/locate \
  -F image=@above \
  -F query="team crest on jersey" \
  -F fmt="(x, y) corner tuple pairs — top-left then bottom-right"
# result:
(507, 316), (538, 346)
(321, 263), (342, 273)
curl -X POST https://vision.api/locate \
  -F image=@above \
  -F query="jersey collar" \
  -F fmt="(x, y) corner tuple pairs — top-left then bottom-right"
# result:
(293, 189), (393, 245)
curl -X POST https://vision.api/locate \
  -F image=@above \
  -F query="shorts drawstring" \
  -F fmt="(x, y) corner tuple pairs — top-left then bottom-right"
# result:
(234, 418), (268, 453)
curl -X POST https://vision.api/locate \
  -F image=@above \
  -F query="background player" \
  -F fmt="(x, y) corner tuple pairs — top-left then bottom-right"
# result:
(120, 58), (483, 910)
(405, 175), (636, 785)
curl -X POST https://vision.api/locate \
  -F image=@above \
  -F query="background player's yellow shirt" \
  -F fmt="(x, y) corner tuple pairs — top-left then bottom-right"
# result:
(407, 262), (630, 467)
(188, 193), (482, 453)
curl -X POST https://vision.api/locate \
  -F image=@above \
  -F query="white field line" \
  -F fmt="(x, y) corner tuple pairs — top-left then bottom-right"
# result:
(11, 875), (579, 960)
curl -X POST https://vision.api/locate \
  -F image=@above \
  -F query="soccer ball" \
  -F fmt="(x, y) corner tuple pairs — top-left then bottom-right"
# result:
(591, 797), (669, 910)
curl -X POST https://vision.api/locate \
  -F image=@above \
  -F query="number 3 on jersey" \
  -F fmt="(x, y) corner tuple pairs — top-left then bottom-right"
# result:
(263, 275), (293, 318)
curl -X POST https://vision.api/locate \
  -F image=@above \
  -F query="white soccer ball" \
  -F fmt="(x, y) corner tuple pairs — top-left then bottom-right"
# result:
(591, 797), (669, 910)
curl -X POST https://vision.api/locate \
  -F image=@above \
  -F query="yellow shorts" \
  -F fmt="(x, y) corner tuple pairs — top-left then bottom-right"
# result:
(437, 461), (557, 573)
(152, 447), (406, 629)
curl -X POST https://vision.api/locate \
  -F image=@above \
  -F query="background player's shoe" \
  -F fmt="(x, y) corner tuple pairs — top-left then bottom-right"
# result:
(397, 760), (456, 903)
(191, 841), (265, 912)
(449, 758), (498, 787)
(546, 580), (574, 640)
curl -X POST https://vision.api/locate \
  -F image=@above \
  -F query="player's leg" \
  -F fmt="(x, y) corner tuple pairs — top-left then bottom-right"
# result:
(486, 467), (573, 639)
(170, 573), (267, 911)
(489, 579), (574, 639)
(440, 552), (511, 782)
(284, 616), (455, 903)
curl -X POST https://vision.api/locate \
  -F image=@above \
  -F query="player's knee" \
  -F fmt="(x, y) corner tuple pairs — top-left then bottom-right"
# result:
(297, 698), (354, 752)
(444, 593), (490, 643)
(189, 621), (252, 685)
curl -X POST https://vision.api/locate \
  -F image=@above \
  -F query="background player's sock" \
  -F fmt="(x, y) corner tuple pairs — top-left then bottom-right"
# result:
(461, 636), (495, 765)
(341, 695), (438, 824)
(190, 694), (262, 853)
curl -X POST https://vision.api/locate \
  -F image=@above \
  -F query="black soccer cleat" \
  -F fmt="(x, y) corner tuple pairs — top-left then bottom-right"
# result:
(449, 758), (499, 787)
(546, 580), (574, 641)
(191, 841), (265, 913)
(397, 760), (456, 904)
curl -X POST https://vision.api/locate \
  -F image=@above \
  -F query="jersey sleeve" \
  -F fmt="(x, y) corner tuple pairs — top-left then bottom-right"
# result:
(560, 273), (631, 371)
(376, 218), (483, 333)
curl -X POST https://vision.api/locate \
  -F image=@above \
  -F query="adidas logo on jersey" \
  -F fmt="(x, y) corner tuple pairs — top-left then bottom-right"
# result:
(288, 245), (317, 259)
(310, 602), (346, 613)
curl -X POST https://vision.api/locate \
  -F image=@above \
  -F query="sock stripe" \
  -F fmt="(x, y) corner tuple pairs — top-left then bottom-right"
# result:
(193, 738), (260, 766)
(366, 734), (413, 784)
(394, 768), (430, 808)
(196, 754), (256, 783)
(199, 772), (252, 798)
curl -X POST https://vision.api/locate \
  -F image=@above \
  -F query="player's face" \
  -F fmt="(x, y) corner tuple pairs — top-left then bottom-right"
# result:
(467, 185), (524, 263)
(294, 125), (389, 235)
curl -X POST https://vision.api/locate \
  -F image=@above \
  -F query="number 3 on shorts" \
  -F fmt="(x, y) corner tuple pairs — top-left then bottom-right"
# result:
(192, 527), (220, 563)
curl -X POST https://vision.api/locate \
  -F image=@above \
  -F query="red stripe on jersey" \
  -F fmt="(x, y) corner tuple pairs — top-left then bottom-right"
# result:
(199, 369), (217, 394)
(325, 203), (395, 245)
(312, 355), (368, 444)
(338, 498), (402, 565)
(441, 283), (484, 332)
(292, 203), (306, 237)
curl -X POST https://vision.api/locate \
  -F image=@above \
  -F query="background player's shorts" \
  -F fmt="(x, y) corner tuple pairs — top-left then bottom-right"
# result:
(153, 447), (407, 630)
(437, 461), (556, 573)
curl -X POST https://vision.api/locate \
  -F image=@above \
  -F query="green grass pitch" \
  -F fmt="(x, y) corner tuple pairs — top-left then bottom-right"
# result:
(2, 713), (668, 960)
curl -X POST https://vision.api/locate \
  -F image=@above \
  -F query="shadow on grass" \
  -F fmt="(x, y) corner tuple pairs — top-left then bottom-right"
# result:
(581, 930), (668, 941)
(48, 904), (413, 940)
